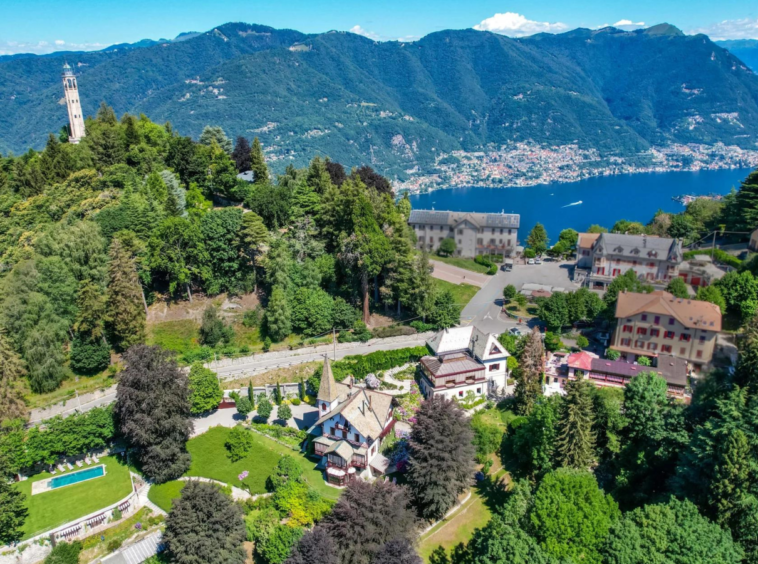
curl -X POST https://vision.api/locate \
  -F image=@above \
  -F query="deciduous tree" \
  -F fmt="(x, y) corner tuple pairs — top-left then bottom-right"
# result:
(115, 345), (193, 482)
(0, 337), (26, 423)
(188, 362), (223, 414)
(407, 396), (476, 520)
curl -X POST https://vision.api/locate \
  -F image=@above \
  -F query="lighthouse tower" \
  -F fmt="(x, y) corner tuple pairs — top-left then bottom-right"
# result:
(61, 63), (85, 144)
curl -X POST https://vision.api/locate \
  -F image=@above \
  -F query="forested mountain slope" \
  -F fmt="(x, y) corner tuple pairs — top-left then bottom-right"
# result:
(718, 39), (758, 72)
(1, 23), (757, 177)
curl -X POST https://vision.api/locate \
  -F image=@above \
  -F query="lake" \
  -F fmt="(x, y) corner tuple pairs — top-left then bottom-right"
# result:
(408, 168), (754, 240)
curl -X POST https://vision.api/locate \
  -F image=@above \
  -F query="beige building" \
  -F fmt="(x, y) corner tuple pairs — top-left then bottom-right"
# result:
(612, 290), (722, 370)
(577, 233), (683, 289)
(62, 63), (86, 144)
(408, 210), (520, 258)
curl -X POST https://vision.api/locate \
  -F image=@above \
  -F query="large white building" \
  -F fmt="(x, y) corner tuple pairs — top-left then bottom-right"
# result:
(62, 63), (86, 144)
(419, 326), (511, 400)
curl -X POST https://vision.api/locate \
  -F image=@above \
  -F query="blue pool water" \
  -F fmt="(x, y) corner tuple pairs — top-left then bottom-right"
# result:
(49, 465), (105, 489)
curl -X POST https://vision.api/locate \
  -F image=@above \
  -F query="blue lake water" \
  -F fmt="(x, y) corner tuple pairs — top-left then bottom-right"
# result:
(49, 465), (105, 489)
(408, 168), (754, 240)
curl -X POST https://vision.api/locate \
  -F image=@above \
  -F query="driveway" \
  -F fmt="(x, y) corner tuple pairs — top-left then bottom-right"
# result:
(461, 260), (579, 335)
(430, 260), (490, 288)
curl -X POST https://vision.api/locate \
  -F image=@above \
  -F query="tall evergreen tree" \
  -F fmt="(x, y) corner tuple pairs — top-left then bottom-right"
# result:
(164, 481), (246, 564)
(231, 136), (252, 172)
(266, 286), (291, 342)
(526, 223), (549, 254)
(514, 328), (544, 415)
(115, 345), (193, 482)
(0, 454), (27, 545)
(106, 238), (146, 351)
(198, 125), (233, 154)
(556, 373), (596, 469)
(734, 170), (758, 231)
(250, 137), (269, 185)
(407, 396), (476, 520)
(0, 336), (27, 423)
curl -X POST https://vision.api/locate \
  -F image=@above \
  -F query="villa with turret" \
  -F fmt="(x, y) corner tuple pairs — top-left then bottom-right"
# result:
(308, 357), (396, 486)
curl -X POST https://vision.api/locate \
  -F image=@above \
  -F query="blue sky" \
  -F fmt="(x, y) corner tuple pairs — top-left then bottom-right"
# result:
(1, 0), (757, 55)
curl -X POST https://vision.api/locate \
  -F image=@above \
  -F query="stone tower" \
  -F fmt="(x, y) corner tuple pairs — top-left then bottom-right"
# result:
(61, 63), (85, 143)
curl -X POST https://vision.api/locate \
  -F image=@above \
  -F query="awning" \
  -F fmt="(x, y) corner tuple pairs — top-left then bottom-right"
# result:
(347, 467), (357, 474)
(326, 467), (346, 477)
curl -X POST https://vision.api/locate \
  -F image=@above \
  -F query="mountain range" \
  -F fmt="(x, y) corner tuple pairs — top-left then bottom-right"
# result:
(1, 22), (757, 177)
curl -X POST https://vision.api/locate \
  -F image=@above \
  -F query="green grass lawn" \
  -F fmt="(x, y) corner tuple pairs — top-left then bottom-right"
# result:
(433, 279), (480, 309)
(430, 254), (492, 274)
(147, 320), (201, 355)
(15, 455), (134, 539)
(148, 480), (186, 513)
(185, 426), (340, 501)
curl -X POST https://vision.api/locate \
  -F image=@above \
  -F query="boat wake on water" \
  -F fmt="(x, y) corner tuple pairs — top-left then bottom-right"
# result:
(561, 200), (583, 208)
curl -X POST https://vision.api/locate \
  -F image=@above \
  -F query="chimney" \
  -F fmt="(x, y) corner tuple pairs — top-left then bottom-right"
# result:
(642, 234), (647, 248)
(349, 376), (353, 389)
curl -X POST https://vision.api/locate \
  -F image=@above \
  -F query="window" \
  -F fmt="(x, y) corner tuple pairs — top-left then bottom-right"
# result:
(621, 338), (631, 346)
(654, 316), (661, 324)
(669, 318), (675, 325)
(648, 342), (657, 351)
(457, 229), (463, 235)
(328, 427), (333, 435)
(680, 347), (686, 355)
(635, 340), (644, 348)
(661, 345), (672, 353)
(664, 331), (675, 339)
(680, 334), (691, 342)
(477, 387), (482, 394)
(699, 335), (707, 343)
(623, 325), (633, 333)
(477, 238), (483, 245)
(354, 433), (360, 442)
(641, 314), (648, 321)
(696, 350), (703, 359)
(429, 237), (434, 244)
(637, 327), (647, 335)
(650, 329), (660, 337)
(489, 363), (500, 371)
(458, 390), (464, 397)
(321, 403), (327, 411)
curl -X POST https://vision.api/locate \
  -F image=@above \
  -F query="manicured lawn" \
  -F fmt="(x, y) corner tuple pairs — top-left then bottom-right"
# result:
(185, 426), (340, 501)
(431, 255), (491, 274)
(433, 279), (480, 309)
(148, 480), (186, 513)
(418, 490), (492, 561)
(14, 455), (134, 539)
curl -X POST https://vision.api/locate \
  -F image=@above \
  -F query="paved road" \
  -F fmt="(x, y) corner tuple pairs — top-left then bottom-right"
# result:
(461, 259), (580, 335)
(429, 260), (490, 287)
(213, 335), (430, 380)
(29, 386), (118, 424)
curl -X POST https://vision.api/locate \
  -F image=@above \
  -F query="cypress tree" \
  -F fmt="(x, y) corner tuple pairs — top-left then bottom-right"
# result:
(0, 336), (27, 423)
(556, 373), (596, 469)
(265, 286), (291, 342)
(106, 239), (146, 350)
(250, 137), (269, 185)
(514, 328), (544, 415)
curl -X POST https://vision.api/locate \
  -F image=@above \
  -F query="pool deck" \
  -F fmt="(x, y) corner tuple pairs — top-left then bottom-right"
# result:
(31, 464), (106, 495)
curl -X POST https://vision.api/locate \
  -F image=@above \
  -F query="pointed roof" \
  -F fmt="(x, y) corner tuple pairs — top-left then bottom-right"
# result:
(317, 356), (341, 403)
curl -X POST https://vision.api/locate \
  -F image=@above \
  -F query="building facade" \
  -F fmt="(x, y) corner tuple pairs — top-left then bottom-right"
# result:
(611, 290), (721, 370)
(419, 326), (511, 400)
(408, 210), (520, 258)
(62, 63), (86, 144)
(576, 233), (683, 289)
(309, 357), (395, 486)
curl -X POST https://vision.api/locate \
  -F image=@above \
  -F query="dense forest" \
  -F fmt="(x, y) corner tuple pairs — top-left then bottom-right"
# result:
(0, 107), (456, 408)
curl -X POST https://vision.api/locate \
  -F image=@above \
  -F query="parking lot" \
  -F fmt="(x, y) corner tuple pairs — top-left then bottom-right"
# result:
(460, 259), (581, 334)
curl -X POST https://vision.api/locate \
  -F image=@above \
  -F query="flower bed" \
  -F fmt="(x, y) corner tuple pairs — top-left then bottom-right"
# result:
(249, 422), (307, 449)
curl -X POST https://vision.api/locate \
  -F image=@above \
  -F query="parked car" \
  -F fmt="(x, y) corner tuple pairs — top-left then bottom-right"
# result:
(508, 327), (527, 336)
(534, 257), (542, 265)
(527, 258), (536, 265)
(501, 259), (514, 272)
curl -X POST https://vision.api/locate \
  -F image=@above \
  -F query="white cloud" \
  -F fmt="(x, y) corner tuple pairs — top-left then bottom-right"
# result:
(349, 25), (380, 41)
(473, 12), (568, 37)
(0, 39), (105, 56)
(688, 17), (758, 40)
(612, 19), (646, 30)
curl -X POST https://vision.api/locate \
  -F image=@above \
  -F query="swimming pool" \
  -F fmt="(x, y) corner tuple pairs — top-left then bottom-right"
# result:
(49, 465), (105, 489)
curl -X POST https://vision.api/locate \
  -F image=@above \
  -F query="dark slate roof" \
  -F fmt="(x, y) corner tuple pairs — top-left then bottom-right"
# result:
(590, 355), (687, 387)
(593, 233), (681, 262)
(408, 209), (520, 229)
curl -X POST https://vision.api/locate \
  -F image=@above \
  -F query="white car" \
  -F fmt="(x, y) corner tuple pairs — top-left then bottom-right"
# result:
(527, 258), (536, 265)
(534, 257), (542, 265)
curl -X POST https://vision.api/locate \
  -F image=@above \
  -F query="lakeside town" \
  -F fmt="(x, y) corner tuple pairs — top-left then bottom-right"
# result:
(395, 141), (758, 193)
